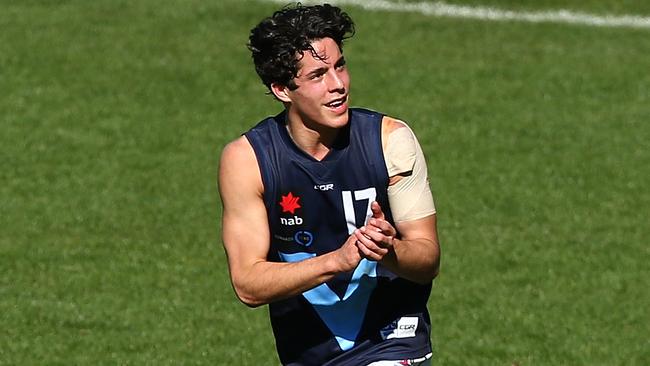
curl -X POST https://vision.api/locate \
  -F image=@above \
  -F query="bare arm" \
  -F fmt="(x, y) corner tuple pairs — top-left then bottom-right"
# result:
(355, 202), (440, 284)
(218, 136), (362, 307)
(353, 116), (440, 283)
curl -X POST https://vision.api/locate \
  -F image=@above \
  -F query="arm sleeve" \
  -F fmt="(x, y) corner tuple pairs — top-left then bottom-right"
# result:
(384, 125), (436, 223)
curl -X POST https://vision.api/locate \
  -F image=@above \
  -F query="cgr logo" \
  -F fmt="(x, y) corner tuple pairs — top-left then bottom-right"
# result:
(314, 183), (334, 191)
(399, 324), (417, 331)
(280, 216), (303, 226)
(383, 317), (418, 340)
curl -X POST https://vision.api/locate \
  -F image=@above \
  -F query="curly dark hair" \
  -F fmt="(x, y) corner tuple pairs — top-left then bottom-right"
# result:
(248, 3), (355, 91)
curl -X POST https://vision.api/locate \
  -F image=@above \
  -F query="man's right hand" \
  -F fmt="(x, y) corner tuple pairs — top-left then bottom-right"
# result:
(333, 233), (364, 273)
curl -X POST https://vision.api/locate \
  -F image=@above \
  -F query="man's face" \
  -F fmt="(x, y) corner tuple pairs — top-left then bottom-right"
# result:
(283, 37), (350, 129)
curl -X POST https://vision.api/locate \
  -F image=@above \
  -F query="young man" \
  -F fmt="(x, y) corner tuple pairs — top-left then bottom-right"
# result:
(218, 4), (440, 365)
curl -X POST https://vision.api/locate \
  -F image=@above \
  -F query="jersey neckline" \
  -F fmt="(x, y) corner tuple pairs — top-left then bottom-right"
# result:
(274, 110), (351, 163)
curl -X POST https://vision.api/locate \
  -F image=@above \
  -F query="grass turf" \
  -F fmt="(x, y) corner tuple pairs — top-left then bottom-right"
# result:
(1, 0), (649, 364)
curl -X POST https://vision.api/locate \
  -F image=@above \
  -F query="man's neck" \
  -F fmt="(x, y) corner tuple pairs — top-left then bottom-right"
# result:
(285, 120), (337, 161)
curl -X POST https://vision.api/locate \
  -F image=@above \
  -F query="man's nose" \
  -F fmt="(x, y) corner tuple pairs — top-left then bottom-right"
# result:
(327, 70), (345, 91)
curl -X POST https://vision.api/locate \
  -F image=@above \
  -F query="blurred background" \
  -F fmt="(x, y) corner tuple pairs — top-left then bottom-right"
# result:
(2, 0), (649, 364)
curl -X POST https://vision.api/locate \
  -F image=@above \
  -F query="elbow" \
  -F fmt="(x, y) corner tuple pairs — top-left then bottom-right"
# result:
(430, 265), (440, 281)
(401, 260), (439, 285)
(233, 284), (267, 308)
(431, 253), (441, 280)
(414, 239), (440, 284)
(239, 297), (265, 308)
(430, 254), (441, 281)
(416, 256), (441, 285)
(412, 267), (439, 285)
(229, 265), (271, 307)
(235, 292), (265, 308)
(427, 241), (441, 282)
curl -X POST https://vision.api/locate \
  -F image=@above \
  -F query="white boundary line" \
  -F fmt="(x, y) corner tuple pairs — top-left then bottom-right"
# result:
(257, 0), (650, 29)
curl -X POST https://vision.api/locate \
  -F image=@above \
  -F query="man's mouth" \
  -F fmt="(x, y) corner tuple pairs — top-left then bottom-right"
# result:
(325, 96), (347, 108)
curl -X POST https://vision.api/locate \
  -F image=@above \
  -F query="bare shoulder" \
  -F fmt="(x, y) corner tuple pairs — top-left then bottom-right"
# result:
(220, 136), (255, 164)
(218, 136), (263, 197)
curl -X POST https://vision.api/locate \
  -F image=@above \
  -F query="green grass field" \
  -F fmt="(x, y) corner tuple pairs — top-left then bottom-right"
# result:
(2, 0), (649, 364)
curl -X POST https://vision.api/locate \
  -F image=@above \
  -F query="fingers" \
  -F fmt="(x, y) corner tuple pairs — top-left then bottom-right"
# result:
(371, 201), (385, 220)
(338, 235), (363, 272)
(356, 241), (384, 261)
(354, 228), (391, 261)
(360, 226), (395, 249)
(349, 203), (396, 263)
(366, 218), (396, 237)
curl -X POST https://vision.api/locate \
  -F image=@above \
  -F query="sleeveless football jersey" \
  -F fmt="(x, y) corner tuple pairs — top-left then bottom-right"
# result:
(245, 108), (432, 365)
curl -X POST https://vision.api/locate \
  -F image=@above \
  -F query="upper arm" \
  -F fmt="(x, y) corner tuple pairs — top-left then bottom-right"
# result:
(395, 214), (438, 245)
(395, 214), (440, 279)
(381, 116), (436, 223)
(218, 137), (270, 284)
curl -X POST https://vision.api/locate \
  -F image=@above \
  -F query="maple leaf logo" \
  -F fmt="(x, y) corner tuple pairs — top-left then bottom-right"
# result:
(279, 192), (301, 214)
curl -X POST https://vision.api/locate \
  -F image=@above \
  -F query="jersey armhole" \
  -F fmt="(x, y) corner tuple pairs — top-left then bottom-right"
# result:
(244, 132), (274, 208)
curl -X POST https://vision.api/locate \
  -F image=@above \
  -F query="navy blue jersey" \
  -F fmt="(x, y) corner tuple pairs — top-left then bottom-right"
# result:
(245, 108), (432, 365)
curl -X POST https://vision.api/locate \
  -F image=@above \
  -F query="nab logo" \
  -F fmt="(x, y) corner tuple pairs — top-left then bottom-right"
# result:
(280, 215), (303, 226)
(313, 184), (334, 191)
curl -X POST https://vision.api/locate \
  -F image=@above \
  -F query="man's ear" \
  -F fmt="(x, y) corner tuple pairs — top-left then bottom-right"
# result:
(270, 83), (292, 103)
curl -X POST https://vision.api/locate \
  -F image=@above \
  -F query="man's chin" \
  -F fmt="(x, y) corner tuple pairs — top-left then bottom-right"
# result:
(329, 110), (349, 128)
